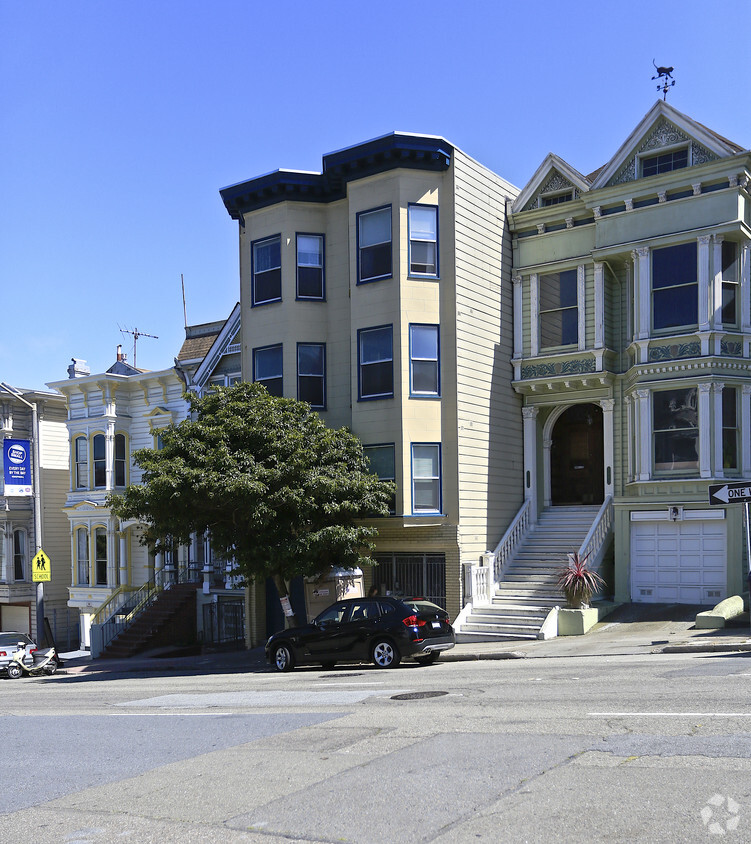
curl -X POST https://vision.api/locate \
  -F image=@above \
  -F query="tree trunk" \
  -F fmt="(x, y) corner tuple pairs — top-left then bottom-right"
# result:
(272, 572), (302, 628)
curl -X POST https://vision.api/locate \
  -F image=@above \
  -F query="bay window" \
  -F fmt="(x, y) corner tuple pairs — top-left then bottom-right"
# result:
(358, 207), (392, 283)
(653, 388), (698, 473)
(652, 242), (697, 331)
(252, 235), (282, 305)
(411, 443), (441, 514)
(408, 204), (438, 277)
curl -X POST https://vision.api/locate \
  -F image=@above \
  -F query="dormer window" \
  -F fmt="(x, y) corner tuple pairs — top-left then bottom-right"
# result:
(640, 146), (688, 178)
(540, 190), (573, 207)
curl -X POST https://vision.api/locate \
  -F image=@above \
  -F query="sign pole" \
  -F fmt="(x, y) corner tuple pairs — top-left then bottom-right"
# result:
(746, 502), (751, 633)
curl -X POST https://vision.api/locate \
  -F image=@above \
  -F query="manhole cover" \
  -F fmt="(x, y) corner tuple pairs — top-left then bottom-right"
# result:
(391, 690), (449, 701)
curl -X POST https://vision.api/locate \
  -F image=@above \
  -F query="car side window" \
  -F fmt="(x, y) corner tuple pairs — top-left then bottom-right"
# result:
(317, 603), (349, 624)
(378, 601), (396, 616)
(349, 600), (382, 621)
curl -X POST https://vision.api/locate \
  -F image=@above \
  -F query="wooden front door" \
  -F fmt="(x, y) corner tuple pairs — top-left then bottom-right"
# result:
(550, 404), (604, 505)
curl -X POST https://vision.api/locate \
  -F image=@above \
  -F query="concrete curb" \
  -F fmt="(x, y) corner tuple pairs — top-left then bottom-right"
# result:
(658, 641), (751, 654)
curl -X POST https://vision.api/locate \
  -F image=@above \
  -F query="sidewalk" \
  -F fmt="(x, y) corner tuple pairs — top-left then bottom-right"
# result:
(57, 604), (751, 678)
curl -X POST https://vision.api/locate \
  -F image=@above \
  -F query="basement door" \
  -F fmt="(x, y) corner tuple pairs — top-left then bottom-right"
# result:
(630, 517), (726, 604)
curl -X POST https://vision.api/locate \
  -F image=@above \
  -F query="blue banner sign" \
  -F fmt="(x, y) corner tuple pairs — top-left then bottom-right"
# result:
(3, 438), (32, 496)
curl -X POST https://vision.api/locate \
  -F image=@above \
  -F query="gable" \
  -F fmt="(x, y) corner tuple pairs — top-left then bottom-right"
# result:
(513, 153), (591, 213)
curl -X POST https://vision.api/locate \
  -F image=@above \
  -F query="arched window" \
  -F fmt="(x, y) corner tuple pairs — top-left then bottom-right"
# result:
(75, 437), (88, 489)
(95, 527), (108, 586)
(114, 434), (127, 487)
(76, 528), (90, 585)
(13, 529), (27, 581)
(93, 434), (106, 488)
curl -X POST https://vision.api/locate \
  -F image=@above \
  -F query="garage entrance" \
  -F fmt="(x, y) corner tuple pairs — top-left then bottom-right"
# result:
(630, 515), (726, 604)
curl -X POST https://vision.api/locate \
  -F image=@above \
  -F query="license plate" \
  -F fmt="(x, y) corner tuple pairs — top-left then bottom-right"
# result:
(431, 621), (441, 629)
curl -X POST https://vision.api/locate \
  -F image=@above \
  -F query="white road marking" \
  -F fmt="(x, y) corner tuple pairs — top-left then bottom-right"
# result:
(118, 690), (410, 708)
(589, 712), (751, 717)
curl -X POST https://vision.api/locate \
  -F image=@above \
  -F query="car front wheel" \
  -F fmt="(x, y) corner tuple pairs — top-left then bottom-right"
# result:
(272, 644), (295, 672)
(372, 639), (400, 669)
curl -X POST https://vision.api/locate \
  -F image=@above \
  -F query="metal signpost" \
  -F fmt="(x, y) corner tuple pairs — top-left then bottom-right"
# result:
(709, 482), (751, 629)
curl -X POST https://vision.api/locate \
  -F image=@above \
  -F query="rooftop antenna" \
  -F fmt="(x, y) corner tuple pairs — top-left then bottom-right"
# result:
(120, 326), (158, 369)
(652, 59), (675, 100)
(181, 274), (188, 329)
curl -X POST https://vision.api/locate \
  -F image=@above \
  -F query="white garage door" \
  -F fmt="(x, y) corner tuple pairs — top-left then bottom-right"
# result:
(631, 517), (726, 604)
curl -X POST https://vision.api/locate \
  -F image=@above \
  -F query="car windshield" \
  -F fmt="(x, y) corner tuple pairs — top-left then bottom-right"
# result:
(403, 600), (446, 616)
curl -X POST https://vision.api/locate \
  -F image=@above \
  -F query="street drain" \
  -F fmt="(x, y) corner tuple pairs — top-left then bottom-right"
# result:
(391, 690), (449, 701)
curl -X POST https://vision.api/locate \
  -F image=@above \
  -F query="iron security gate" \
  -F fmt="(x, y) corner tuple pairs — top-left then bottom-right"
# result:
(372, 553), (446, 608)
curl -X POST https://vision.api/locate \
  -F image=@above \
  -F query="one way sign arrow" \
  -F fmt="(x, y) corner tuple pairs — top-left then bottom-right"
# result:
(709, 482), (751, 505)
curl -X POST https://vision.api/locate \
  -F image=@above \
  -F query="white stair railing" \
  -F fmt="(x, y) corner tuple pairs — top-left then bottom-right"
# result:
(491, 499), (532, 584)
(577, 495), (614, 575)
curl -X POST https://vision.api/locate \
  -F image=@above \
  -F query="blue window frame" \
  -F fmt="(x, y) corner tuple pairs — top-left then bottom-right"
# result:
(357, 206), (392, 283)
(252, 235), (282, 306)
(408, 204), (438, 277)
(363, 443), (396, 514)
(253, 344), (283, 396)
(297, 342), (326, 409)
(409, 324), (440, 396)
(296, 234), (325, 300)
(411, 443), (441, 514)
(358, 325), (393, 400)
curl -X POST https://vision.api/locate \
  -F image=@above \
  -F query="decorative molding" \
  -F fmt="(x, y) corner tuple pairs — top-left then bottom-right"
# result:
(521, 406), (539, 420)
(721, 340), (743, 357)
(593, 206), (602, 219)
(536, 223), (546, 235)
(648, 342), (701, 361)
(692, 182), (702, 196)
(658, 190), (667, 204)
(625, 198), (634, 212)
(520, 358), (596, 379)
(729, 174), (739, 188)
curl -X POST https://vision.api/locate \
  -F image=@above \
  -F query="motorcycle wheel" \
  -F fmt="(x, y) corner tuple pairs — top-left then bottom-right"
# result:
(7, 663), (23, 680)
(43, 659), (58, 676)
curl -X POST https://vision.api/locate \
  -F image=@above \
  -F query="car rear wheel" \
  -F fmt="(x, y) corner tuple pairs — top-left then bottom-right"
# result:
(6, 662), (23, 679)
(372, 639), (400, 669)
(414, 652), (440, 665)
(273, 644), (295, 672)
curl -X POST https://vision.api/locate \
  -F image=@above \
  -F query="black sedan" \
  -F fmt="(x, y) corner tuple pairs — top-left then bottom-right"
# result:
(265, 596), (455, 671)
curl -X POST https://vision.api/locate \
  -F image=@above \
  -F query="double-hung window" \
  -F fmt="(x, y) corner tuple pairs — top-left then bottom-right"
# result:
(653, 388), (698, 473)
(363, 444), (396, 514)
(297, 343), (326, 409)
(652, 242), (697, 331)
(296, 234), (324, 300)
(411, 443), (441, 514)
(75, 436), (88, 489)
(253, 344), (283, 397)
(410, 324), (439, 396)
(539, 269), (578, 348)
(721, 241), (739, 326)
(722, 386), (739, 471)
(252, 235), (282, 305)
(93, 434), (106, 488)
(358, 207), (392, 283)
(408, 204), (438, 277)
(76, 528), (90, 585)
(13, 529), (26, 581)
(114, 434), (126, 487)
(358, 326), (393, 400)
(95, 527), (108, 586)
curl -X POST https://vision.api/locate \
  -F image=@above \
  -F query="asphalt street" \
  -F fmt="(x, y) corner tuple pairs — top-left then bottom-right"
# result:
(3, 622), (751, 844)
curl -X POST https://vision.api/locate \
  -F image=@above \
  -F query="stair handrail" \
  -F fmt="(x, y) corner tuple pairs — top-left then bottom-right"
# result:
(491, 499), (532, 585)
(577, 495), (614, 571)
(94, 573), (164, 656)
(90, 585), (137, 627)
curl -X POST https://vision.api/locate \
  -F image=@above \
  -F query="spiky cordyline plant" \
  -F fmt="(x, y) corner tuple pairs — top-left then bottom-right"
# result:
(556, 552), (605, 608)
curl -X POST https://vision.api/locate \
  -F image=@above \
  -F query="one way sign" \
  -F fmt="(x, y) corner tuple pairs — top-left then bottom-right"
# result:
(709, 482), (751, 505)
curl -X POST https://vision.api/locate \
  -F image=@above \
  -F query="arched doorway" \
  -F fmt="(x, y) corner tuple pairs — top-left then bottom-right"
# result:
(550, 403), (604, 505)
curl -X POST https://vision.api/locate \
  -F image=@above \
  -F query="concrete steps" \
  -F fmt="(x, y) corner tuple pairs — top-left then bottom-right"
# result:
(456, 506), (599, 642)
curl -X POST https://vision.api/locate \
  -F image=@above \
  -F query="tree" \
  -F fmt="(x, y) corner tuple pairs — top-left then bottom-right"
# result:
(108, 382), (393, 626)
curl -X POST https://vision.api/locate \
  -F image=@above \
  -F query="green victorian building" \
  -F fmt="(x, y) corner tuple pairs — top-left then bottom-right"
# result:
(509, 100), (750, 610)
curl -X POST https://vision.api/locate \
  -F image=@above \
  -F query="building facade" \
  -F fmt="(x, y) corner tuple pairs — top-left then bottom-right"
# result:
(0, 384), (73, 643)
(510, 101), (751, 606)
(221, 133), (523, 619)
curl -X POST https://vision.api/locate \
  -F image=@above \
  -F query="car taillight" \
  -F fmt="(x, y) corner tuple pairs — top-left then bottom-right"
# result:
(402, 615), (426, 627)
(29, 647), (37, 654)
(0, 651), (5, 657)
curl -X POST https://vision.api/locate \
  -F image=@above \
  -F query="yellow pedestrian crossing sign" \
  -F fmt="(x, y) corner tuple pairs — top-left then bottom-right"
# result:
(32, 550), (51, 582)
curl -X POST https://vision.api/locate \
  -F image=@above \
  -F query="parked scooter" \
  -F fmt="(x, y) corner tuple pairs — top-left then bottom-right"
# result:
(5, 642), (59, 679)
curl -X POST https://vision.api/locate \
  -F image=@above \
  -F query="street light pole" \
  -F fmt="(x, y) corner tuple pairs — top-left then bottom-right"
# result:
(0, 383), (44, 643)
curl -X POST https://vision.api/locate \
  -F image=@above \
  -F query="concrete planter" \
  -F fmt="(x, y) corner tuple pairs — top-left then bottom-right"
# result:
(558, 606), (600, 636)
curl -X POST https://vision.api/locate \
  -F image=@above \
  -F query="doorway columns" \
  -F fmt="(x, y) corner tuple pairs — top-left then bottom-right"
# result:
(600, 399), (615, 498)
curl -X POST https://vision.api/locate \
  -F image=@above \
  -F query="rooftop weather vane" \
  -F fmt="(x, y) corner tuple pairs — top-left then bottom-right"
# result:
(652, 60), (675, 100)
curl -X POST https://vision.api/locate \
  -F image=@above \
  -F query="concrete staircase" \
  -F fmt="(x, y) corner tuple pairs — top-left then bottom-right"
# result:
(458, 506), (601, 642)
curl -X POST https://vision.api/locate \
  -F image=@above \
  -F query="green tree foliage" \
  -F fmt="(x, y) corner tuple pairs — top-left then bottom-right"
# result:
(108, 382), (393, 622)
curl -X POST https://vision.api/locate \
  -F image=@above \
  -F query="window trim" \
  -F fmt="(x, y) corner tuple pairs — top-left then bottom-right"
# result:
(75, 526), (90, 586)
(407, 203), (439, 279)
(357, 205), (393, 284)
(652, 387), (699, 476)
(540, 189), (573, 207)
(409, 323), (440, 397)
(251, 233), (282, 307)
(93, 433), (106, 489)
(295, 232), (325, 301)
(722, 385), (739, 472)
(94, 525), (108, 586)
(357, 325), (394, 401)
(296, 342), (326, 409)
(410, 442), (442, 515)
(538, 268), (579, 350)
(720, 240), (739, 328)
(13, 528), (27, 581)
(74, 435), (88, 490)
(114, 432), (127, 487)
(639, 143), (690, 179)
(363, 442), (396, 515)
(252, 343), (283, 397)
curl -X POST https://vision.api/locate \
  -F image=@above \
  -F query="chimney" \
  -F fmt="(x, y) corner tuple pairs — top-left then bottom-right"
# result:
(117, 345), (123, 362)
(67, 358), (91, 379)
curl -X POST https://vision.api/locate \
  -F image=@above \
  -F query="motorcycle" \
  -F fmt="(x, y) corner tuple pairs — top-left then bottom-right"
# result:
(5, 641), (59, 679)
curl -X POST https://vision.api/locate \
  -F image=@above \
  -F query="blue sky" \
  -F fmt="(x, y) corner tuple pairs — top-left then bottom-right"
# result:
(2, 0), (749, 390)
